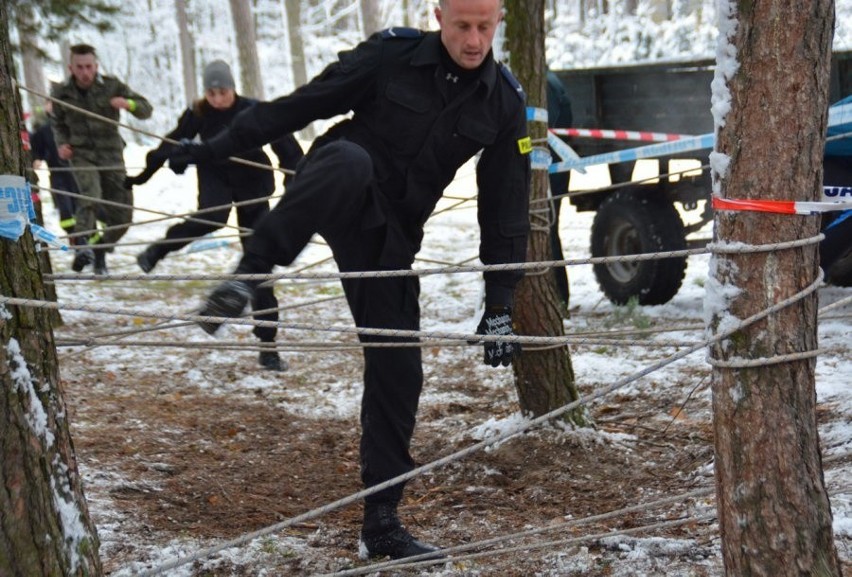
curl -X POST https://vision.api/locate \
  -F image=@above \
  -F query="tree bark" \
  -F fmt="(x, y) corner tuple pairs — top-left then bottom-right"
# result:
(14, 4), (46, 117)
(504, 0), (588, 426)
(0, 7), (102, 576)
(360, 0), (382, 36)
(284, 0), (314, 140)
(708, 0), (840, 575)
(175, 0), (198, 105)
(229, 0), (264, 99)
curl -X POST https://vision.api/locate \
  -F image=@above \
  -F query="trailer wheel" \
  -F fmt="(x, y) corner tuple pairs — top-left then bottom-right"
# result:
(591, 189), (687, 305)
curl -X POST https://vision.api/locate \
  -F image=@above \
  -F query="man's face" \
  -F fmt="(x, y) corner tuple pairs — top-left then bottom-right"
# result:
(69, 53), (98, 89)
(436, 0), (502, 70)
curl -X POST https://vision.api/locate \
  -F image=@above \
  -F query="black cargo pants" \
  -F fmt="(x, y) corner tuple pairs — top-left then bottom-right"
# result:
(160, 165), (279, 342)
(241, 141), (422, 504)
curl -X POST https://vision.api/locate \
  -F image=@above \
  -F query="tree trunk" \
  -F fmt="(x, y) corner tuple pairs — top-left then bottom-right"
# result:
(175, 0), (197, 105)
(229, 0), (264, 99)
(504, 0), (588, 426)
(360, 0), (382, 36)
(708, 1), (840, 575)
(284, 0), (314, 139)
(0, 7), (102, 576)
(14, 4), (46, 117)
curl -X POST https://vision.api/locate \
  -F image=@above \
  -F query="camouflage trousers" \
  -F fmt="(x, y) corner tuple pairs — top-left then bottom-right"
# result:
(69, 153), (132, 248)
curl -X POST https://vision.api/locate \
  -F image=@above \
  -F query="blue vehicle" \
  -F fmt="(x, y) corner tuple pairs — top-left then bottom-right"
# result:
(822, 95), (852, 287)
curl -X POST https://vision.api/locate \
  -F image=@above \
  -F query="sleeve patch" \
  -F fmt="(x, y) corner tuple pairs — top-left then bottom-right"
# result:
(517, 137), (532, 155)
(380, 27), (423, 39)
(499, 64), (526, 101)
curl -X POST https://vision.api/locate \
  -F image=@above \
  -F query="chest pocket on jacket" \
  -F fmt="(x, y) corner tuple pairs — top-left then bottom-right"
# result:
(384, 81), (435, 155)
(456, 115), (497, 147)
(441, 114), (499, 169)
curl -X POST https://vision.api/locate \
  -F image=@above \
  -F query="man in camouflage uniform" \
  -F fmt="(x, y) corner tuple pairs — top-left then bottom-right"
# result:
(52, 43), (153, 274)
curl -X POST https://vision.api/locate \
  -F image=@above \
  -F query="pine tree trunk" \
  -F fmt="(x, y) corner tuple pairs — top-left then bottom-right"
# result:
(708, 1), (840, 574)
(504, 0), (588, 426)
(0, 9), (102, 576)
(175, 0), (198, 105)
(229, 0), (264, 99)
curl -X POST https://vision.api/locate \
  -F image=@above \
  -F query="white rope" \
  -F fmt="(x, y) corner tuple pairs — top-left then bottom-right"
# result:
(320, 487), (715, 576)
(705, 234), (825, 369)
(16, 80), (295, 175)
(706, 349), (824, 368)
(129, 271), (824, 576)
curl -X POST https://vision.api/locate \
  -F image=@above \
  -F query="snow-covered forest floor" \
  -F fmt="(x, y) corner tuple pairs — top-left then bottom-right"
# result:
(41, 146), (852, 576)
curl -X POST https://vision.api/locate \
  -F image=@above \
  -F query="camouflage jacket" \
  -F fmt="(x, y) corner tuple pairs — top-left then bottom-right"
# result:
(51, 74), (153, 158)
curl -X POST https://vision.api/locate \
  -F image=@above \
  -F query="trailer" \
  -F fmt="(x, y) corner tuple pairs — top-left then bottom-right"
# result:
(552, 51), (852, 305)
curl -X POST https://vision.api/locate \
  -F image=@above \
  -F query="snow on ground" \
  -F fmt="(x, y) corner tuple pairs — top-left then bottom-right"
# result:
(38, 143), (851, 575)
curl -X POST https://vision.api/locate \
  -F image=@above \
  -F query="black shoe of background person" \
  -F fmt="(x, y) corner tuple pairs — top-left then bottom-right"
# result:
(359, 502), (444, 561)
(136, 245), (162, 273)
(71, 247), (95, 272)
(93, 248), (108, 277)
(258, 350), (288, 371)
(197, 280), (253, 335)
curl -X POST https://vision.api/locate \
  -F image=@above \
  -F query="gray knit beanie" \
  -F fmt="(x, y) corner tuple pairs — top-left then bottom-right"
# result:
(203, 60), (235, 90)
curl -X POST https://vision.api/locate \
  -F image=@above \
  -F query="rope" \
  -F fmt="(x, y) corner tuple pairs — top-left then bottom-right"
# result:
(706, 349), (824, 368)
(16, 81), (295, 176)
(40, 183), (285, 242)
(705, 234), (824, 370)
(338, 479), (852, 576)
(0, 296), (583, 346)
(329, 515), (716, 576)
(45, 247), (713, 283)
(35, 184), (253, 237)
(319, 487), (715, 576)
(126, 270), (824, 576)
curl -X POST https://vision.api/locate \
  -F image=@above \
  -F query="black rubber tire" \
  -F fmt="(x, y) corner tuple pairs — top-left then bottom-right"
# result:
(590, 188), (687, 305)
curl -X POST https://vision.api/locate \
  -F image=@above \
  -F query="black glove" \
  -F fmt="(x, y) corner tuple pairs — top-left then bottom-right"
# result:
(124, 174), (144, 188)
(475, 306), (520, 367)
(124, 167), (155, 188)
(167, 138), (213, 175)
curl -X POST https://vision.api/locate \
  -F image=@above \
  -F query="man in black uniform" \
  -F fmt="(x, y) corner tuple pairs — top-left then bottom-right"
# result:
(168, 0), (530, 560)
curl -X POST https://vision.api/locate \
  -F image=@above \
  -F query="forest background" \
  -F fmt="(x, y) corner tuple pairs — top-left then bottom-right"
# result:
(11, 0), (852, 142)
(4, 1), (852, 575)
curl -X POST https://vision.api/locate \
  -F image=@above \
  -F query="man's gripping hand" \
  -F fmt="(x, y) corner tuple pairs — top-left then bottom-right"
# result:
(475, 306), (520, 367)
(167, 138), (213, 175)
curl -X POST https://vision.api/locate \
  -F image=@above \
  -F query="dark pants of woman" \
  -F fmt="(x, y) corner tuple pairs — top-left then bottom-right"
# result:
(158, 165), (279, 342)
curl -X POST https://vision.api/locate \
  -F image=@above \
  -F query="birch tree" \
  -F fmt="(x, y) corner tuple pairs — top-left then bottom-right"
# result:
(229, 0), (264, 98)
(360, 0), (382, 36)
(504, 0), (588, 425)
(14, 4), (47, 116)
(175, 0), (197, 105)
(284, 0), (314, 139)
(708, 0), (841, 573)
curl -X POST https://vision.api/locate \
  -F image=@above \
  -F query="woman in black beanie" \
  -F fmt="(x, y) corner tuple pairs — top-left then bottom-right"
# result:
(127, 60), (303, 371)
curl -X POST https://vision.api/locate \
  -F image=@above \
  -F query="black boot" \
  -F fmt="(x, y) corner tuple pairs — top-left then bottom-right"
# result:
(359, 502), (443, 561)
(197, 280), (253, 335)
(258, 350), (288, 371)
(137, 245), (164, 273)
(93, 248), (108, 276)
(71, 247), (94, 272)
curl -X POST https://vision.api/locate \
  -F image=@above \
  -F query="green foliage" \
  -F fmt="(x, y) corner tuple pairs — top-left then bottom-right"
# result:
(604, 296), (652, 330)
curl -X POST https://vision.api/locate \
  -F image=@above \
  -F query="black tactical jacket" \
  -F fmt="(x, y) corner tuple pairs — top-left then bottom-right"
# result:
(141, 96), (303, 185)
(209, 29), (531, 307)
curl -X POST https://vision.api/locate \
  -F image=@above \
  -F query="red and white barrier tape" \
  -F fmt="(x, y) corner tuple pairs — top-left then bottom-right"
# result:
(549, 127), (690, 143)
(712, 188), (852, 215)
